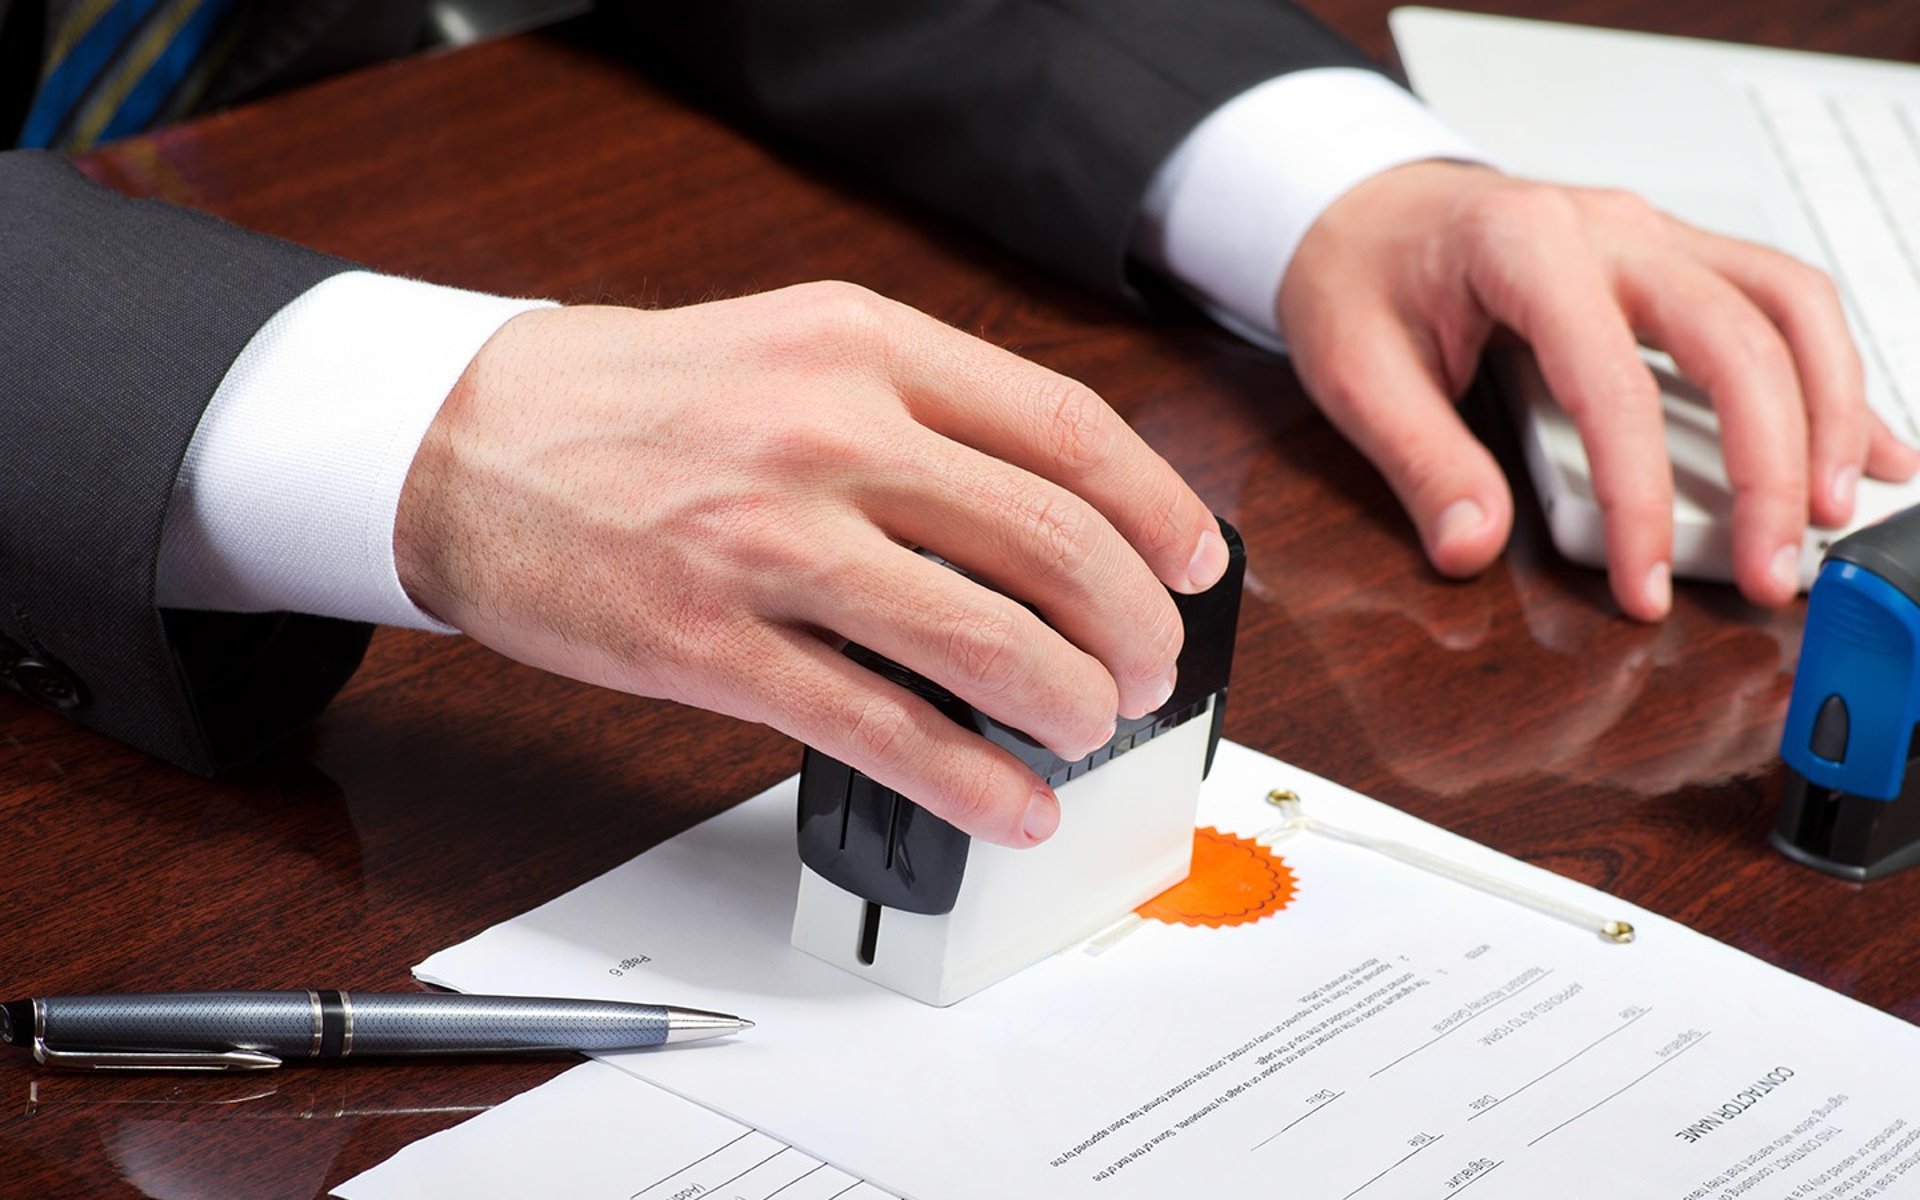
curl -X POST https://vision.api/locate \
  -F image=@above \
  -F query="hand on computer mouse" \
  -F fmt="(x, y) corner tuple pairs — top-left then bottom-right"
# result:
(1277, 159), (1919, 619)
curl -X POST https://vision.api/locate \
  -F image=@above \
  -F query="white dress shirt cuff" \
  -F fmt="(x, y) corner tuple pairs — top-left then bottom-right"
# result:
(1135, 67), (1495, 347)
(157, 271), (553, 631)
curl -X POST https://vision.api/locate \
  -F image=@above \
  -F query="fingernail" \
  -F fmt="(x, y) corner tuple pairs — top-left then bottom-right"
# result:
(1185, 529), (1228, 592)
(1022, 784), (1060, 843)
(1770, 544), (1801, 595)
(1644, 562), (1671, 616)
(1435, 498), (1488, 550)
(1832, 465), (1859, 512)
(1150, 668), (1176, 713)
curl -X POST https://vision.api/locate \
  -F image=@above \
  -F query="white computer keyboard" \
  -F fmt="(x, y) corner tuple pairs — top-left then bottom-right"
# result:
(1749, 80), (1920, 440)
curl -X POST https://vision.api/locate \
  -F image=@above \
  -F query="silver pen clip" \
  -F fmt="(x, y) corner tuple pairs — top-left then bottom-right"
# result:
(30, 1039), (282, 1071)
(24, 999), (280, 1071)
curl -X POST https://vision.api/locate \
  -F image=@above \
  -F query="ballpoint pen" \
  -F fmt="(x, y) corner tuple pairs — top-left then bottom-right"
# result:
(0, 991), (753, 1071)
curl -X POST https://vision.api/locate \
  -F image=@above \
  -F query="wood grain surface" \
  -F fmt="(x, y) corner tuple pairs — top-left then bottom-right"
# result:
(6, 3), (1920, 1195)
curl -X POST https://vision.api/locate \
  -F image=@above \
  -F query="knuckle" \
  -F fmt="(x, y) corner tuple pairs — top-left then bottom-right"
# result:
(1022, 491), (1097, 580)
(1360, 416), (1472, 498)
(1594, 475), (1674, 521)
(1676, 317), (1796, 405)
(1035, 376), (1117, 474)
(1133, 486), (1189, 559)
(1312, 361), (1375, 416)
(1726, 320), (1795, 383)
(1566, 361), (1659, 421)
(1783, 259), (1846, 317)
(1142, 594), (1184, 673)
(1596, 498), (1676, 540)
(1796, 261), (1841, 303)
(796, 278), (882, 313)
(1730, 472), (1807, 506)
(1600, 484), (1672, 513)
(1383, 444), (1460, 504)
(846, 694), (918, 772)
(1468, 184), (1581, 246)
(942, 606), (1027, 698)
(1080, 675), (1122, 734)
(933, 754), (1010, 833)
(789, 280), (891, 351)
(1585, 187), (1663, 234)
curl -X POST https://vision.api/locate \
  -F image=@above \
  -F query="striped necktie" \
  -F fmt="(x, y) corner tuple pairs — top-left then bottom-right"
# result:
(19, 0), (244, 152)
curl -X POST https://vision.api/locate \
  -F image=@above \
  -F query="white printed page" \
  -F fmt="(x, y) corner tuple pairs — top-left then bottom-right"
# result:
(333, 1059), (896, 1199)
(415, 742), (1920, 1199)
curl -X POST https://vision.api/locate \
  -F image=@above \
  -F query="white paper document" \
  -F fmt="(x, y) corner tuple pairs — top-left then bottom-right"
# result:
(409, 742), (1920, 1198)
(334, 1058), (896, 1200)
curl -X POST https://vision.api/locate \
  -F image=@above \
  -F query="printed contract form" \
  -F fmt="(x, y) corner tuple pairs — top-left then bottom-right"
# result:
(340, 743), (1920, 1199)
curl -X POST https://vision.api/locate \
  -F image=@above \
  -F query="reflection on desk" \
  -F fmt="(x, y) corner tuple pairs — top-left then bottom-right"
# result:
(3, 1), (1920, 1196)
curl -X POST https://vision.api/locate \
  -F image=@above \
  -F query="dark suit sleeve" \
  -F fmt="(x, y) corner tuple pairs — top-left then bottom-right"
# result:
(1, 2), (1372, 772)
(0, 151), (371, 772)
(624, 0), (1380, 299)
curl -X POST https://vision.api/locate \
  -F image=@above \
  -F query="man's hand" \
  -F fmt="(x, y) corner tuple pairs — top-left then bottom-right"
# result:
(394, 283), (1228, 847)
(1277, 160), (1920, 619)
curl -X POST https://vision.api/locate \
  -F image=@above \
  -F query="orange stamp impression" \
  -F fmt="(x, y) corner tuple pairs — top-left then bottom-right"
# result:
(1135, 827), (1297, 928)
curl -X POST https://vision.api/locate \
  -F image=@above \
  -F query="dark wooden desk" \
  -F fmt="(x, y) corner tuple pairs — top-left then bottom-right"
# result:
(5, 4), (1920, 1195)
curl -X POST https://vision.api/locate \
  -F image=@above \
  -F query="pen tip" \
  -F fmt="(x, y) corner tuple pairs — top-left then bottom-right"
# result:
(662, 1008), (755, 1044)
